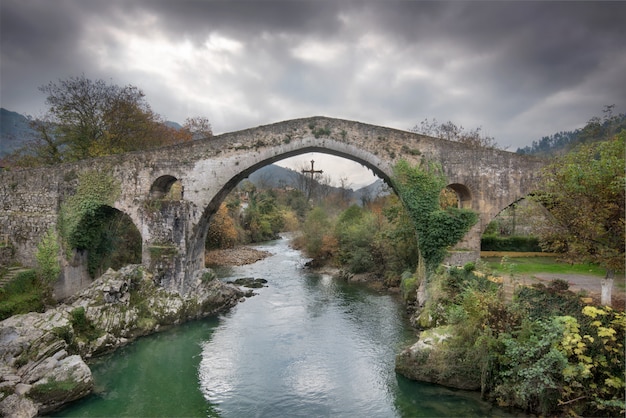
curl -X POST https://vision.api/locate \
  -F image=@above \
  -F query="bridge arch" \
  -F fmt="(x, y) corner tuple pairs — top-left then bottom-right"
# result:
(446, 183), (473, 209)
(55, 203), (142, 297)
(149, 175), (184, 200)
(150, 175), (178, 198)
(187, 143), (394, 275)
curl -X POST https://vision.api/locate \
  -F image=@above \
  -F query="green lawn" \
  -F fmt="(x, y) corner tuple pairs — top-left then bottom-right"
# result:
(483, 256), (607, 277)
(483, 256), (626, 293)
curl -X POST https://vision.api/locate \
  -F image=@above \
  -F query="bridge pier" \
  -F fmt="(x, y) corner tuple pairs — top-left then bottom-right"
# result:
(140, 199), (196, 295)
(444, 223), (482, 266)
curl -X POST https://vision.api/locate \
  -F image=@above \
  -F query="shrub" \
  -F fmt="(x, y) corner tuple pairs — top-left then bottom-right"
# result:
(0, 270), (45, 320)
(30, 378), (80, 403)
(400, 271), (418, 302)
(512, 282), (585, 322)
(493, 318), (568, 414)
(0, 292), (45, 320)
(301, 207), (334, 260)
(463, 262), (475, 272)
(36, 228), (61, 286)
(70, 306), (102, 341)
(481, 235), (542, 252)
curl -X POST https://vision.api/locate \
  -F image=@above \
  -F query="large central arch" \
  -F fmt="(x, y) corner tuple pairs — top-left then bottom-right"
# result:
(182, 140), (395, 289)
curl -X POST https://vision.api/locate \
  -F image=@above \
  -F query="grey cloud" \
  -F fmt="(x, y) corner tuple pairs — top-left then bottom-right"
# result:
(1, 0), (625, 150)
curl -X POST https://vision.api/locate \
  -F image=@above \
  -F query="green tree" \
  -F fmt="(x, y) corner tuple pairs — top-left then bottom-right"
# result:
(243, 189), (284, 243)
(392, 160), (478, 282)
(537, 132), (625, 279)
(301, 206), (335, 261)
(35, 228), (61, 286)
(334, 205), (377, 273)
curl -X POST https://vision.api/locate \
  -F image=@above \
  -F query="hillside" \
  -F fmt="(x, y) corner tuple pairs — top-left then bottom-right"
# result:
(516, 110), (625, 156)
(0, 108), (37, 157)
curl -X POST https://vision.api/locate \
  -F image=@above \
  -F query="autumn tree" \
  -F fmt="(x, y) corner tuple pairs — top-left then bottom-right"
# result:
(537, 131), (625, 282)
(410, 118), (499, 149)
(11, 75), (206, 166)
(206, 203), (239, 249)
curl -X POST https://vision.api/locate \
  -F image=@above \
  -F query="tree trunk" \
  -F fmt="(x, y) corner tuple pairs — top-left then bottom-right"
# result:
(601, 269), (614, 306)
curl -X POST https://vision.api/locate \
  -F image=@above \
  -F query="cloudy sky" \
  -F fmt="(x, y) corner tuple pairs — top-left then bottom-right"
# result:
(1, 0), (625, 186)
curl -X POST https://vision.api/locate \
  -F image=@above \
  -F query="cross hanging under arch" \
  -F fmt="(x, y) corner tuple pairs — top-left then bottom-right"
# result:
(301, 159), (323, 178)
(301, 159), (323, 200)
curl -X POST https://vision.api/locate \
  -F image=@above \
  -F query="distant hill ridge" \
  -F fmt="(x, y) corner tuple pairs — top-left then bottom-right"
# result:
(248, 164), (386, 203)
(516, 111), (625, 156)
(0, 108), (38, 157)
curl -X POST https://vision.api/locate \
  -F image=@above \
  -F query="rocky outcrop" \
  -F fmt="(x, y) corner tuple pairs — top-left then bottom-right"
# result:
(0, 265), (243, 417)
(0, 310), (93, 416)
(395, 326), (481, 391)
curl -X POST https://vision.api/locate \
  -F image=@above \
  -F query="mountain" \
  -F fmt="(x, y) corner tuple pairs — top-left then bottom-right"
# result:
(247, 164), (301, 189)
(354, 178), (389, 202)
(247, 164), (386, 204)
(0, 108), (38, 157)
(165, 121), (183, 130)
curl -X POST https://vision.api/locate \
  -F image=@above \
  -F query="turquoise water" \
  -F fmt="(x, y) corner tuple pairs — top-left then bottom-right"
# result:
(54, 238), (517, 417)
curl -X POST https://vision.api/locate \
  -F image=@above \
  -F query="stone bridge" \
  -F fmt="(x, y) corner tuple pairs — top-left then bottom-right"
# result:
(0, 116), (545, 297)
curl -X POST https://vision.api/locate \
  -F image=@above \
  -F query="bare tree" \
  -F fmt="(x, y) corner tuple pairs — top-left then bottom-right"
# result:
(338, 176), (353, 206)
(183, 116), (213, 140)
(410, 118), (499, 149)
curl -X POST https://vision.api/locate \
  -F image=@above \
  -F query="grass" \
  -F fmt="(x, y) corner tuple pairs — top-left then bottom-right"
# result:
(483, 255), (626, 293)
(0, 269), (47, 320)
(483, 256), (607, 277)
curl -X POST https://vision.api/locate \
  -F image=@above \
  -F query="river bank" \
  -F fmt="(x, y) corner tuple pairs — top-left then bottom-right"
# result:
(0, 265), (243, 417)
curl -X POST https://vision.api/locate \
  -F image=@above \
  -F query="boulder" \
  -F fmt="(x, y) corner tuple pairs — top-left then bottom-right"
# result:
(395, 326), (481, 391)
(229, 277), (268, 288)
(0, 394), (37, 418)
(30, 355), (93, 414)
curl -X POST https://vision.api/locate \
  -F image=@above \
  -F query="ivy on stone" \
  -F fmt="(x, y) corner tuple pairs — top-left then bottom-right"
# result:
(58, 170), (122, 269)
(391, 159), (477, 276)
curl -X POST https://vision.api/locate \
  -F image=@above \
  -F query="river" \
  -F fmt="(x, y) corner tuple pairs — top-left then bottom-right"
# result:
(53, 237), (514, 417)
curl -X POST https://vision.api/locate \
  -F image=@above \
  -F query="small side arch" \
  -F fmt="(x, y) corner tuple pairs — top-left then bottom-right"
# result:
(150, 175), (184, 199)
(446, 183), (472, 208)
